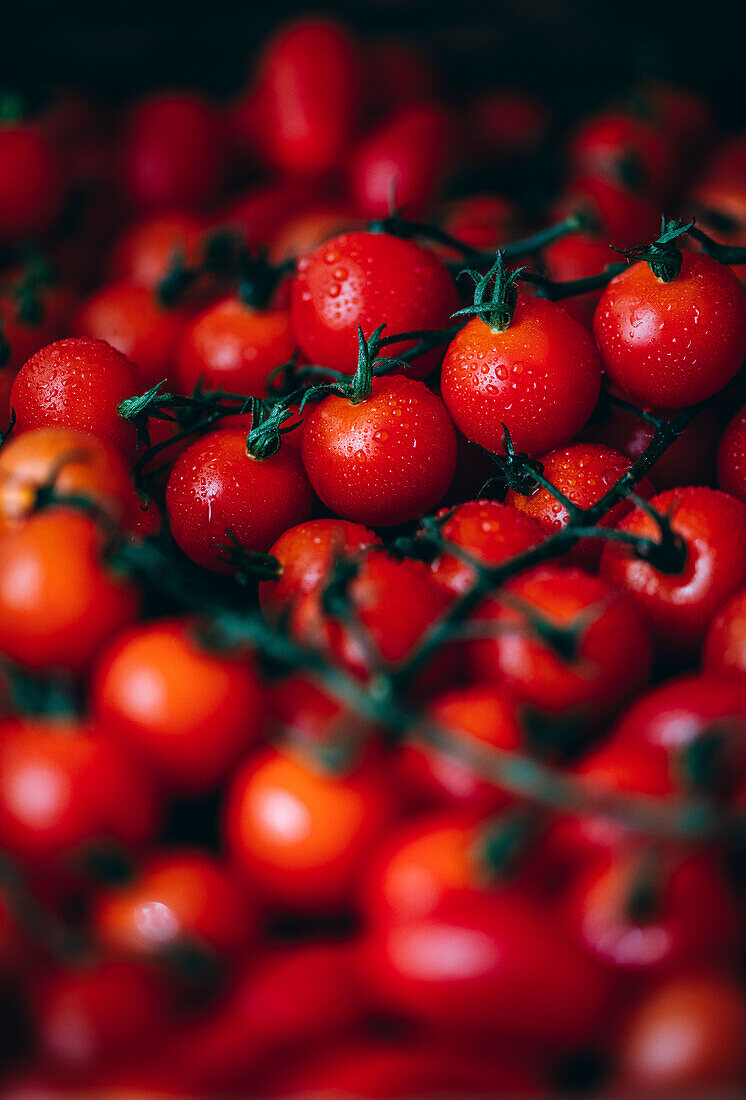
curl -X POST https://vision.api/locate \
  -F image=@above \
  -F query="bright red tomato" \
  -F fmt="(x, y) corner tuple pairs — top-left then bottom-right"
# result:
(469, 564), (651, 727)
(165, 428), (314, 571)
(92, 617), (264, 793)
(568, 108), (678, 195)
(0, 509), (140, 674)
(0, 121), (63, 242)
(301, 376), (457, 526)
(600, 487), (746, 660)
(716, 404), (746, 502)
(441, 295), (601, 457)
(704, 588), (746, 678)
(224, 747), (394, 912)
(593, 251), (746, 407)
(290, 230), (458, 379)
(10, 337), (141, 457)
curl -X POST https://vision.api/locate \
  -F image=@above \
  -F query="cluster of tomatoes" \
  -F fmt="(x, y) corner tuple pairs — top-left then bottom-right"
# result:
(2, 14), (746, 1099)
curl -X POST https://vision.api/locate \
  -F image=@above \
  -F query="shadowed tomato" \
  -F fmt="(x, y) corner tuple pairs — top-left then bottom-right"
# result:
(542, 233), (616, 328)
(705, 589), (746, 678)
(717, 403), (746, 502)
(568, 108), (678, 195)
(0, 120), (63, 243)
(111, 212), (204, 290)
(563, 175), (661, 250)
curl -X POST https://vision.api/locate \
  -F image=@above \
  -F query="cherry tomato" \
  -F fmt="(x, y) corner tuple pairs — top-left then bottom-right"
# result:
(469, 564), (651, 727)
(291, 230), (459, 379)
(568, 108), (678, 196)
(10, 337), (141, 458)
(348, 103), (452, 219)
(111, 212), (204, 291)
(165, 428), (314, 571)
(505, 442), (654, 567)
(440, 194), (518, 255)
(0, 427), (133, 532)
(0, 509), (140, 674)
(600, 487), (746, 660)
(428, 499), (545, 598)
(259, 518), (379, 622)
(620, 974), (746, 1091)
(253, 19), (359, 175)
(0, 717), (157, 862)
(215, 179), (324, 249)
(593, 251), (746, 407)
(0, 121), (63, 243)
(175, 296), (296, 397)
(92, 618), (264, 794)
(301, 376), (457, 526)
(704, 588), (746, 678)
(224, 747), (394, 912)
(691, 180), (746, 282)
(716, 403), (746, 502)
(0, 280), (72, 373)
(563, 174), (661, 250)
(123, 92), (225, 211)
(269, 205), (357, 264)
(542, 233), (615, 328)
(93, 849), (255, 961)
(441, 295), (601, 457)
(74, 281), (186, 389)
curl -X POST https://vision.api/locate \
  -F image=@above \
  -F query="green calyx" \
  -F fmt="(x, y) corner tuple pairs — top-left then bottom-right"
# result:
(245, 398), (299, 460)
(614, 216), (695, 283)
(452, 252), (526, 333)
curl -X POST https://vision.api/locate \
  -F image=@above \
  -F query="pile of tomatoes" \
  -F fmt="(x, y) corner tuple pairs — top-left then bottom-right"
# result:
(2, 14), (746, 1099)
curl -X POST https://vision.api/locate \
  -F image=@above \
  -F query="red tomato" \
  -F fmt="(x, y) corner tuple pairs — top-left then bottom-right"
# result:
(301, 376), (457, 526)
(600, 487), (746, 660)
(505, 443), (654, 567)
(402, 684), (523, 813)
(291, 549), (452, 683)
(542, 233), (615, 327)
(564, 850), (737, 974)
(0, 509), (140, 674)
(691, 180), (746, 282)
(270, 205), (357, 264)
(593, 251), (746, 407)
(175, 296), (296, 397)
(568, 108), (678, 195)
(704, 588), (746, 678)
(363, 887), (610, 1046)
(259, 518), (379, 622)
(10, 337), (141, 458)
(0, 717), (157, 862)
(0, 282), (72, 373)
(348, 102), (452, 219)
(224, 747), (394, 912)
(74, 281), (186, 389)
(123, 92), (225, 210)
(0, 122), (63, 242)
(253, 19), (359, 175)
(215, 180), (324, 248)
(0, 426), (133, 532)
(563, 174), (661, 250)
(441, 295), (601, 457)
(428, 500), (546, 598)
(469, 564), (651, 726)
(93, 849), (255, 961)
(717, 403), (746, 502)
(92, 618), (264, 794)
(620, 974), (746, 1091)
(290, 230), (459, 379)
(440, 194), (518, 255)
(111, 212), (204, 290)
(165, 428), (314, 572)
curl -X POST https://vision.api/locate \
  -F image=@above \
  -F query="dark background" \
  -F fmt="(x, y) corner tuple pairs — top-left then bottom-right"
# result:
(2, 0), (744, 120)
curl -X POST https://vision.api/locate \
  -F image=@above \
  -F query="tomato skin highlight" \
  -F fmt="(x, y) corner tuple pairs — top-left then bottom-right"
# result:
(441, 296), (602, 457)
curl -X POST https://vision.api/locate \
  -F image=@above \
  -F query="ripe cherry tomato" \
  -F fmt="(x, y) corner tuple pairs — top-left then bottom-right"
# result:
(175, 296), (296, 397)
(92, 618), (264, 794)
(469, 564), (651, 727)
(348, 103), (452, 219)
(691, 180), (746, 282)
(224, 747), (394, 912)
(363, 887), (610, 1046)
(600, 487), (746, 660)
(401, 684), (523, 813)
(0, 279), (72, 373)
(0, 509), (140, 674)
(10, 337), (141, 458)
(563, 850), (737, 975)
(0, 426), (133, 532)
(568, 108), (678, 196)
(505, 442), (654, 567)
(301, 376), (457, 526)
(165, 428), (314, 571)
(593, 251), (746, 407)
(439, 194), (518, 255)
(704, 588), (746, 678)
(291, 549), (451, 682)
(542, 233), (615, 328)
(620, 974), (746, 1092)
(74, 281), (186, 389)
(93, 849), (255, 961)
(428, 499), (545, 598)
(290, 230), (458, 379)
(716, 403), (746, 502)
(0, 120), (63, 243)
(111, 212), (204, 290)
(123, 92), (225, 210)
(0, 717), (157, 862)
(441, 295), (601, 457)
(259, 518), (379, 622)
(269, 205), (357, 264)
(563, 174), (661, 250)
(253, 19), (359, 175)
